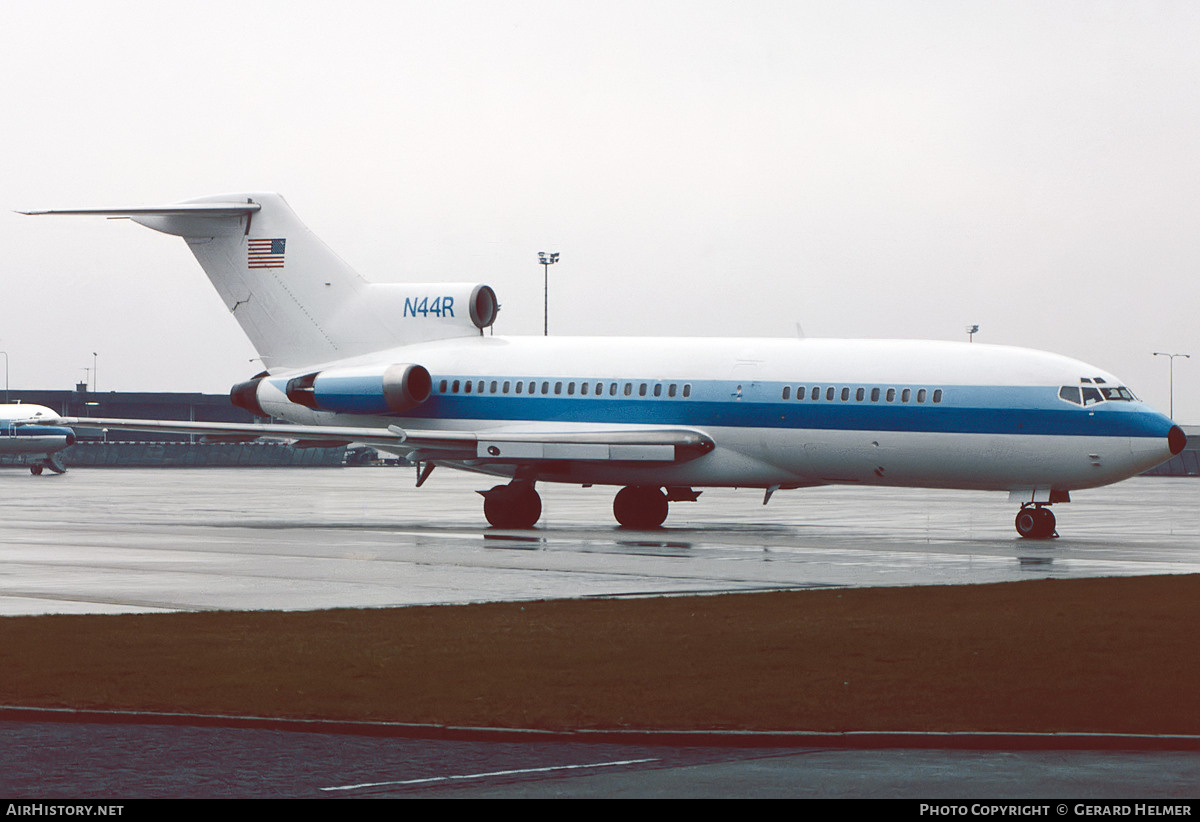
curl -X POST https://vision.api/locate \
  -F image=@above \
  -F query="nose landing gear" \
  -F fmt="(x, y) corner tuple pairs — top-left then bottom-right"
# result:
(30, 454), (68, 475)
(1015, 505), (1057, 539)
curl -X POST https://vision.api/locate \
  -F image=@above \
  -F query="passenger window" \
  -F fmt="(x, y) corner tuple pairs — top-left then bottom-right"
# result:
(886, 388), (896, 402)
(826, 387), (835, 401)
(683, 384), (692, 398)
(841, 387), (850, 401)
(452, 380), (460, 393)
(871, 388), (880, 402)
(932, 389), (943, 403)
(917, 388), (927, 403)
(542, 381), (550, 394)
(639, 383), (648, 397)
(856, 387), (865, 401)
(811, 386), (821, 401)
(782, 386), (790, 400)
(439, 380), (448, 393)
(668, 384), (677, 398)
(901, 388), (911, 403)
(654, 384), (662, 397)
(796, 386), (806, 400)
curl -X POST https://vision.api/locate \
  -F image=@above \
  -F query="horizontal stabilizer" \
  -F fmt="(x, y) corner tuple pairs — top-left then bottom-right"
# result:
(17, 203), (260, 218)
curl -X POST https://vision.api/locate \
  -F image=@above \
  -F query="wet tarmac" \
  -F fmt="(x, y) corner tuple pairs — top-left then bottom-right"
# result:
(0, 468), (1197, 615)
(2, 468), (1198, 798)
(2, 718), (1198, 799)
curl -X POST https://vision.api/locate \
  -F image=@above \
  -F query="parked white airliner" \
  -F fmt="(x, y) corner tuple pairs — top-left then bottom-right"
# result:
(22, 194), (1185, 537)
(1, 404), (75, 474)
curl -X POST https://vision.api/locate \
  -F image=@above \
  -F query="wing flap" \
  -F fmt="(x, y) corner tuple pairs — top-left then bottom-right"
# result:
(476, 441), (677, 461)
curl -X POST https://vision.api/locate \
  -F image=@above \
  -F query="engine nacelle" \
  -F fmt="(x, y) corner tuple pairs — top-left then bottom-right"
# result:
(284, 363), (432, 415)
(346, 282), (500, 346)
(230, 372), (271, 418)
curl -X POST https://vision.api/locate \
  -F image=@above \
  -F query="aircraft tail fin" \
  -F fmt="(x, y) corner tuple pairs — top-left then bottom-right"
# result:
(22, 193), (498, 370)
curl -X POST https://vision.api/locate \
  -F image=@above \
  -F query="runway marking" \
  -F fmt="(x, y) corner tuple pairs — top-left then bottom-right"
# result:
(320, 757), (660, 793)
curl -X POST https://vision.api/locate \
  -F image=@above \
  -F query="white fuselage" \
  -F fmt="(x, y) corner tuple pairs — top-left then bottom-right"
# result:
(254, 336), (1181, 494)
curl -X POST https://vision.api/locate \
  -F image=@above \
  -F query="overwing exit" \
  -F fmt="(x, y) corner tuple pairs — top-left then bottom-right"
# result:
(21, 193), (1186, 537)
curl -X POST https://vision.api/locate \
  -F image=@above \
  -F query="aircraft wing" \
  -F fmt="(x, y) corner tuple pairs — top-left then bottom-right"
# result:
(51, 417), (715, 463)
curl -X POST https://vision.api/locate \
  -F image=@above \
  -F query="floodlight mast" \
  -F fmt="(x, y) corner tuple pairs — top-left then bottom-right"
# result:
(538, 251), (559, 336)
(1153, 351), (1191, 420)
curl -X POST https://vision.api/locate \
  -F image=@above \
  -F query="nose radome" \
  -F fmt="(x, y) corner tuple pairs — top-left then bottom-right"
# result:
(1168, 425), (1187, 456)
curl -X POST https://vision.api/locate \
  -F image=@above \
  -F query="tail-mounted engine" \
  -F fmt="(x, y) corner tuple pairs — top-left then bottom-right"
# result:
(231, 363), (433, 418)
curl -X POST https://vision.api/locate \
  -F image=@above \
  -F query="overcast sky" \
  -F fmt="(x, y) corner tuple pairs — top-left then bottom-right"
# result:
(1, 1), (1197, 420)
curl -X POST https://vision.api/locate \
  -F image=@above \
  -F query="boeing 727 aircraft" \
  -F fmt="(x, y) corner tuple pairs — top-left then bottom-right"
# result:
(1, 404), (75, 474)
(22, 193), (1185, 537)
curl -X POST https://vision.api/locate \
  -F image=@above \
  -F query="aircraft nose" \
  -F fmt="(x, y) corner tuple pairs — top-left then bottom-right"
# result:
(1168, 425), (1187, 456)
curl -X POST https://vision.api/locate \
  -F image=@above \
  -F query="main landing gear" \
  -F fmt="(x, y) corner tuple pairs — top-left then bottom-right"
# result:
(480, 481), (543, 529)
(613, 485), (669, 529)
(1014, 505), (1057, 540)
(479, 483), (681, 530)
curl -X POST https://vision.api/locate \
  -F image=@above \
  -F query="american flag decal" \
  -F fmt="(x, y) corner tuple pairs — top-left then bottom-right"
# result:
(247, 237), (286, 269)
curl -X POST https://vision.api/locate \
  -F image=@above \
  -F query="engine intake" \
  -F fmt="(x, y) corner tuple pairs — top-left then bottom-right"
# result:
(230, 372), (270, 418)
(468, 284), (499, 329)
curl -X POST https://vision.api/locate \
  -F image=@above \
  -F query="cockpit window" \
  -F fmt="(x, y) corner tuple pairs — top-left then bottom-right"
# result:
(1059, 384), (1136, 406)
(1058, 386), (1081, 405)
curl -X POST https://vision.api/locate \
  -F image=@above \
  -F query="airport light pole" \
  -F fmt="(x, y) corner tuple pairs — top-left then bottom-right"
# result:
(539, 251), (559, 336)
(0, 351), (7, 403)
(966, 324), (979, 343)
(1153, 351), (1191, 420)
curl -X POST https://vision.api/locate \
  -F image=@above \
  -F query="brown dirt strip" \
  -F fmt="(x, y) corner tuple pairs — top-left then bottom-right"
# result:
(0, 575), (1196, 735)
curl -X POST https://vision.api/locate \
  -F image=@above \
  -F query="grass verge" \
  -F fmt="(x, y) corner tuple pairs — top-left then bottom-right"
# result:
(1, 575), (1196, 734)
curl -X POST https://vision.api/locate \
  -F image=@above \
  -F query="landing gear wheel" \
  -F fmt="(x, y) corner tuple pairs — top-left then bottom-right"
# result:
(613, 486), (669, 529)
(30, 464), (43, 476)
(1015, 506), (1056, 539)
(482, 484), (542, 529)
